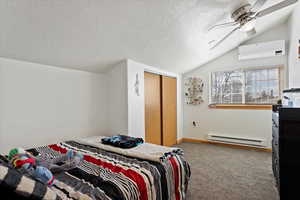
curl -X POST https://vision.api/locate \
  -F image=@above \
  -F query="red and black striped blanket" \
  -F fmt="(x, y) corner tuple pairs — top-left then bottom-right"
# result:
(30, 140), (191, 200)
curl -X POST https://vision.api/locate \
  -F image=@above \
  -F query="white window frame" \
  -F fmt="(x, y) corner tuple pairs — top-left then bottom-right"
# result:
(209, 66), (282, 105)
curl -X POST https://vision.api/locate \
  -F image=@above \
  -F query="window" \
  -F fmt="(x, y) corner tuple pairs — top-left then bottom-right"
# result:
(210, 67), (281, 105)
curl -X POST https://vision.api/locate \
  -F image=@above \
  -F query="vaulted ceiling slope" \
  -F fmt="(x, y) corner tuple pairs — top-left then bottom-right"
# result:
(0, 0), (296, 73)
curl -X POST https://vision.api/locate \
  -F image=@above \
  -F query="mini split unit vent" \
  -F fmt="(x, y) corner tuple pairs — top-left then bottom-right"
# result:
(238, 40), (285, 60)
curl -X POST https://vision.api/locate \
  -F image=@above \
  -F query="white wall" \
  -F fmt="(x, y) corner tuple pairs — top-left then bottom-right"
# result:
(0, 57), (108, 153)
(183, 22), (289, 148)
(127, 60), (145, 139)
(106, 61), (128, 135)
(288, 3), (300, 88)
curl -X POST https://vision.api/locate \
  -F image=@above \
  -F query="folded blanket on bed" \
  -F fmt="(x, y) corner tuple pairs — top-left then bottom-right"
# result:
(101, 135), (144, 148)
(76, 136), (183, 162)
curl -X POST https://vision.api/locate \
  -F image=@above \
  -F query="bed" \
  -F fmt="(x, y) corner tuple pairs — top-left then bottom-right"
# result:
(0, 136), (191, 200)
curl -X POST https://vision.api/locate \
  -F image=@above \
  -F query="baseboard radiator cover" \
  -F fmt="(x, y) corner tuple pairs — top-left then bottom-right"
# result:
(207, 133), (266, 147)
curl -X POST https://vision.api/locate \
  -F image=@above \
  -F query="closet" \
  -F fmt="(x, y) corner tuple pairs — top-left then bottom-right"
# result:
(144, 72), (177, 146)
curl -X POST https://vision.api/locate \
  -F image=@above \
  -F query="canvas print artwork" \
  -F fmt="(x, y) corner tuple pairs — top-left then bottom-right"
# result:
(184, 77), (204, 105)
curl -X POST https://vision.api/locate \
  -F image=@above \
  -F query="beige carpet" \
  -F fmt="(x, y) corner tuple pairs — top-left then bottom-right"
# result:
(176, 142), (279, 200)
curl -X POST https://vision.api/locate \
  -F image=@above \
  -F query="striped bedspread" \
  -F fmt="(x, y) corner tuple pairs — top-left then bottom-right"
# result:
(32, 140), (191, 200)
(0, 160), (60, 200)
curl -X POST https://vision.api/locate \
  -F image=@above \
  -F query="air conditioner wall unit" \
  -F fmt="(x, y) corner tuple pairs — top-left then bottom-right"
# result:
(238, 40), (285, 60)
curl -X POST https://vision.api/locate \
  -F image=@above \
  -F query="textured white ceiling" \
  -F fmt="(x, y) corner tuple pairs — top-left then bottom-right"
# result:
(0, 0), (296, 73)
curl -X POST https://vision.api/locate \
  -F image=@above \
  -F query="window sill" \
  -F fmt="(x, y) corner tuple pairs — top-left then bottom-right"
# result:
(208, 104), (272, 110)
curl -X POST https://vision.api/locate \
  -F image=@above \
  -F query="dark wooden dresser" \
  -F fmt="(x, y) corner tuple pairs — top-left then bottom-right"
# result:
(272, 105), (300, 199)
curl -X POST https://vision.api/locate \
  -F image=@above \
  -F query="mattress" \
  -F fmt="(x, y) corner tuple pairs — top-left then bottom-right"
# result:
(27, 137), (191, 200)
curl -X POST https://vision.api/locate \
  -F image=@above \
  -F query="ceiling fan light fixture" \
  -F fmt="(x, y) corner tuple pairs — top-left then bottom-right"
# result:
(240, 19), (256, 32)
(246, 28), (257, 37)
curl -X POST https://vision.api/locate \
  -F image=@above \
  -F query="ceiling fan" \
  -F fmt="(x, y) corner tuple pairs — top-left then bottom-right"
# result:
(208, 0), (298, 49)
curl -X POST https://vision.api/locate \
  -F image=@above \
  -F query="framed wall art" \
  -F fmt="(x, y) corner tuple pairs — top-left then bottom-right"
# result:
(184, 77), (204, 105)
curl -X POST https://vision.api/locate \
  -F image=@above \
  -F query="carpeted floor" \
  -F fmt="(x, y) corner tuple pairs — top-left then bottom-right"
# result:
(176, 142), (279, 200)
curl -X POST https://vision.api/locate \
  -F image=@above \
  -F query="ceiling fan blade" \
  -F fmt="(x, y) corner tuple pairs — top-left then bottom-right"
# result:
(256, 0), (298, 18)
(209, 26), (240, 50)
(250, 0), (268, 12)
(208, 22), (238, 32)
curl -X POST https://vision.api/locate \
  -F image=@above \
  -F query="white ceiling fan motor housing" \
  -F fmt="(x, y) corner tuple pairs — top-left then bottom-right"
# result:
(231, 4), (252, 21)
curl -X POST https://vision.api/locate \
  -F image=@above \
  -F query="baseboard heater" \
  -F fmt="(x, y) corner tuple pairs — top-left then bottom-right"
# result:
(207, 134), (266, 147)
